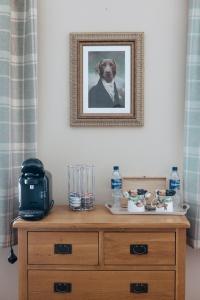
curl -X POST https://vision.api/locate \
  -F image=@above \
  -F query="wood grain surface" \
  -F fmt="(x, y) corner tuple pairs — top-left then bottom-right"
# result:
(13, 205), (190, 229)
(28, 231), (98, 265)
(104, 232), (175, 265)
(29, 270), (175, 300)
(15, 205), (189, 300)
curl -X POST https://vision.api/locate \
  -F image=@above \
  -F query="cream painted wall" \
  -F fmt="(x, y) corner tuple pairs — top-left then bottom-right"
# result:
(0, 0), (199, 299)
(37, 0), (188, 201)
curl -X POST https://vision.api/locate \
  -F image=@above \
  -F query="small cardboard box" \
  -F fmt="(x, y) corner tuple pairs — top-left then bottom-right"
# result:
(121, 176), (167, 208)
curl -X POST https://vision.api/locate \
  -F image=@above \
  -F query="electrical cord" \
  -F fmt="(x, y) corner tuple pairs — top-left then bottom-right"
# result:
(8, 216), (21, 264)
(8, 201), (54, 264)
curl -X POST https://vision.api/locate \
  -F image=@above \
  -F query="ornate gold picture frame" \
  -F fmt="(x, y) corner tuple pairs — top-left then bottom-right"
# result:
(70, 32), (144, 127)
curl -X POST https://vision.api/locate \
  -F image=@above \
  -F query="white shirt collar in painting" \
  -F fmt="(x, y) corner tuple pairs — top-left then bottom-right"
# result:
(102, 79), (115, 102)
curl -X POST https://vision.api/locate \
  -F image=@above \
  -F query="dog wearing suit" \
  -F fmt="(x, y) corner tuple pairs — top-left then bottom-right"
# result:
(89, 59), (125, 108)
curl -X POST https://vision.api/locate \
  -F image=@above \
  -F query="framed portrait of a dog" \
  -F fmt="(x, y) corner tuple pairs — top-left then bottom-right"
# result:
(70, 32), (144, 127)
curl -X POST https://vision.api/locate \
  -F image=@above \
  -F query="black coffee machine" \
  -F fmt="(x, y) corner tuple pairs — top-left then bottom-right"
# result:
(18, 158), (53, 220)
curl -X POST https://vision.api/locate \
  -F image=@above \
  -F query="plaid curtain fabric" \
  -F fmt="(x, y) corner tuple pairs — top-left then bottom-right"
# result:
(184, 0), (200, 248)
(0, 0), (37, 247)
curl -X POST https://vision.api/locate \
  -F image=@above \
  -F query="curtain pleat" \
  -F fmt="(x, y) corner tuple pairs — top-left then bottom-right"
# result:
(0, 0), (37, 247)
(184, 0), (200, 248)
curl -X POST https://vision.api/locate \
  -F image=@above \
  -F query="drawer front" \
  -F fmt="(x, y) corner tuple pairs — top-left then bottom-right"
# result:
(28, 232), (98, 265)
(104, 232), (175, 265)
(28, 270), (175, 300)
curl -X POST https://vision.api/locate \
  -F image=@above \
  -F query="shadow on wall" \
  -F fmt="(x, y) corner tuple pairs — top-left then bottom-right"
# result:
(186, 246), (200, 300)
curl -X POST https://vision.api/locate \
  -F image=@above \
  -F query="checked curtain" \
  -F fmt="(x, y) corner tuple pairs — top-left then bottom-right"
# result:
(0, 0), (37, 247)
(184, 0), (200, 248)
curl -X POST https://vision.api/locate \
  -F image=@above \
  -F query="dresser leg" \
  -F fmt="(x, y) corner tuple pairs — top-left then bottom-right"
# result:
(176, 229), (186, 300)
(18, 229), (28, 300)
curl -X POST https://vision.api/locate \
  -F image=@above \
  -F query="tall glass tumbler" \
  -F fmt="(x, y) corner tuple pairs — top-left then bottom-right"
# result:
(67, 164), (95, 211)
(67, 165), (81, 211)
(80, 165), (95, 210)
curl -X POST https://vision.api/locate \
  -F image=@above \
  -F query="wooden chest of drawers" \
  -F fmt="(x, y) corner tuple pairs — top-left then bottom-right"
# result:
(14, 205), (190, 300)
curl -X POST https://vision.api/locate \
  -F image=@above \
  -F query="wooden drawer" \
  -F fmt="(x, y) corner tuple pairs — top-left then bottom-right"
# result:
(104, 232), (175, 265)
(28, 270), (175, 300)
(28, 232), (98, 265)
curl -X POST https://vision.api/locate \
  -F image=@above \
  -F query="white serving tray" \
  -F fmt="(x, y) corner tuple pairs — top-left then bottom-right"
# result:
(105, 203), (189, 216)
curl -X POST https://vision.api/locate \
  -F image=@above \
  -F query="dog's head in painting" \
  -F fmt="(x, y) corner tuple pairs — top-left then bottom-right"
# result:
(97, 59), (116, 83)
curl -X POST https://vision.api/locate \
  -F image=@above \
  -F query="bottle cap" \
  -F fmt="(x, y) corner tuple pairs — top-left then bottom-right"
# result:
(113, 166), (119, 170)
(172, 166), (178, 171)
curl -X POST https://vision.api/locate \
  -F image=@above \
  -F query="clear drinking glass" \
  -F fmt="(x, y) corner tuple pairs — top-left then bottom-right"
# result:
(67, 164), (95, 211)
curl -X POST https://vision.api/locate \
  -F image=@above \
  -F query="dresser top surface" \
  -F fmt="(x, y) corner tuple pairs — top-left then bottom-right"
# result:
(13, 205), (190, 230)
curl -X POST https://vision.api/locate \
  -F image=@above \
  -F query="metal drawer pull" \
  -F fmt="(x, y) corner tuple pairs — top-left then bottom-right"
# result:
(54, 244), (72, 254)
(130, 244), (148, 255)
(54, 282), (72, 293)
(130, 283), (148, 293)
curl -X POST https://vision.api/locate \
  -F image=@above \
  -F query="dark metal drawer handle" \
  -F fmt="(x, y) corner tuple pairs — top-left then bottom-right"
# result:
(54, 244), (72, 254)
(130, 244), (148, 255)
(54, 282), (72, 293)
(130, 283), (148, 294)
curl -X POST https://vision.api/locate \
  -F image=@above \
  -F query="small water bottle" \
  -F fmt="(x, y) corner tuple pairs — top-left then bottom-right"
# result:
(111, 166), (122, 208)
(169, 166), (181, 208)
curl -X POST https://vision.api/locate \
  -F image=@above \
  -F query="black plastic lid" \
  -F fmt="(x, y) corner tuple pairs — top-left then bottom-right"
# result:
(21, 158), (44, 175)
(172, 166), (178, 171)
(113, 166), (119, 170)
